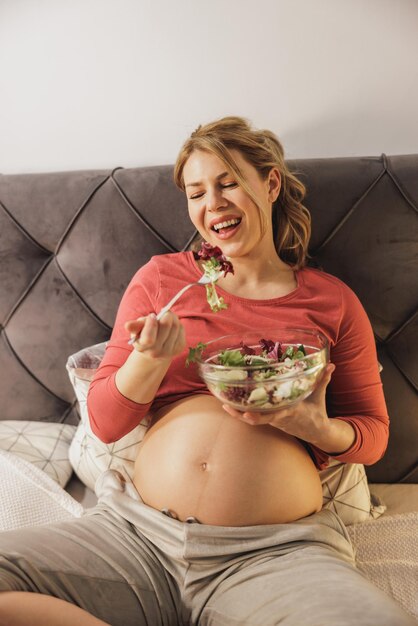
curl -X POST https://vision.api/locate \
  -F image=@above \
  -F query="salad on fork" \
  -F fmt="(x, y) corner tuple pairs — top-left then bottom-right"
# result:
(197, 241), (234, 312)
(128, 242), (234, 345)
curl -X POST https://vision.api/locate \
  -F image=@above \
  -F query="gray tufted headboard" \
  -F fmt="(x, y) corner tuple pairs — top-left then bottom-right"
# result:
(1, 155), (417, 484)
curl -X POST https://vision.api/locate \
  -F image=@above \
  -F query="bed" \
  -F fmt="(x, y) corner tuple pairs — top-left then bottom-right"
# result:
(0, 154), (417, 620)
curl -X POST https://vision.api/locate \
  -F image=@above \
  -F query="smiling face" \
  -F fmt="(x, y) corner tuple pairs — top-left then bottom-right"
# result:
(183, 149), (281, 260)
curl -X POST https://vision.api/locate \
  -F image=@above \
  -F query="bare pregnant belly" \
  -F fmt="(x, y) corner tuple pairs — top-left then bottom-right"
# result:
(133, 395), (323, 526)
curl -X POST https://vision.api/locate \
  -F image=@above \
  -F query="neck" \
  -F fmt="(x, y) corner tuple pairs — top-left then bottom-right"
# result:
(212, 237), (294, 290)
(221, 255), (292, 288)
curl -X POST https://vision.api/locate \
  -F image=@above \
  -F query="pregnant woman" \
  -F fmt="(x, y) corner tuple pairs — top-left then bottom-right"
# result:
(0, 116), (414, 626)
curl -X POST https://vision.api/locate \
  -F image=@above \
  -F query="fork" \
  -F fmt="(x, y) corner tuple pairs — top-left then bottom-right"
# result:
(127, 273), (217, 345)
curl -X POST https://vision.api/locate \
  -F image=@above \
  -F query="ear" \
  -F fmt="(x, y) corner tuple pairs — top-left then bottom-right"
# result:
(267, 168), (281, 203)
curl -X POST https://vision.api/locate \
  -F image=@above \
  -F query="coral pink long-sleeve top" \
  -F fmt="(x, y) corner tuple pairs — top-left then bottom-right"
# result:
(87, 251), (389, 470)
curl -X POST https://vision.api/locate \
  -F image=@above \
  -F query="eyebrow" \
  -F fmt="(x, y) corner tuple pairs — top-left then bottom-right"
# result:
(185, 171), (230, 188)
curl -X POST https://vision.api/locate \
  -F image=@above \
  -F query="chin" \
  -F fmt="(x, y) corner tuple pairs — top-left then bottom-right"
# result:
(216, 243), (246, 258)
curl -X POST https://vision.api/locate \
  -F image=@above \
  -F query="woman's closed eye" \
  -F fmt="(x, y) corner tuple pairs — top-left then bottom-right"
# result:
(189, 182), (238, 200)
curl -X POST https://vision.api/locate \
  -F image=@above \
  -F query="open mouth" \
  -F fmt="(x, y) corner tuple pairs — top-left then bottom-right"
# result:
(211, 217), (242, 238)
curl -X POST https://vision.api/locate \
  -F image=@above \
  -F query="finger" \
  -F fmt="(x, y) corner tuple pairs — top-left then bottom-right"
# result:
(125, 317), (146, 335)
(174, 325), (187, 354)
(326, 362), (336, 375)
(240, 414), (259, 424)
(318, 363), (336, 388)
(154, 311), (175, 348)
(309, 363), (335, 400)
(222, 404), (260, 425)
(162, 319), (183, 355)
(222, 404), (240, 417)
(135, 313), (158, 350)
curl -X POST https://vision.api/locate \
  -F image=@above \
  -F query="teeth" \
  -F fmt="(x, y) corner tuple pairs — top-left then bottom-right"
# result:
(213, 218), (240, 231)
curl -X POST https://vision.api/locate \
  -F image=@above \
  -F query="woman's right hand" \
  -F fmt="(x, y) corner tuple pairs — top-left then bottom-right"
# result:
(124, 311), (186, 361)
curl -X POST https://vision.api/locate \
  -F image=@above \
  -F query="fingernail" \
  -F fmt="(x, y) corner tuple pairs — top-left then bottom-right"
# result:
(241, 415), (255, 424)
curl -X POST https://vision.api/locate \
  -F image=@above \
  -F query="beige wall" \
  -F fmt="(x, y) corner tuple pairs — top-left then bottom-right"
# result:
(1, 0), (417, 173)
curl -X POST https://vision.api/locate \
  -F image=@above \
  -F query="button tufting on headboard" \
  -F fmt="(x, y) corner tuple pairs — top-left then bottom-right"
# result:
(0, 156), (417, 484)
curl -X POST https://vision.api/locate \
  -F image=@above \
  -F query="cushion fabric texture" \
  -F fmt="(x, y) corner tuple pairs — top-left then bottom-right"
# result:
(319, 459), (385, 524)
(369, 483), (418, 516)
(0, 420), (76, 487)
(67, 343), (150, 491)
(347, 512), (418, 621)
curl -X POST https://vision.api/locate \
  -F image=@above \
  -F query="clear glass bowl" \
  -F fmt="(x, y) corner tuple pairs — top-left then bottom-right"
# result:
(196, 328), (329, 412)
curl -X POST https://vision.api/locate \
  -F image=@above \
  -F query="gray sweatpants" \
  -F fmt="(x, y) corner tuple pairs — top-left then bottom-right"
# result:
(0, 469), (415, 626)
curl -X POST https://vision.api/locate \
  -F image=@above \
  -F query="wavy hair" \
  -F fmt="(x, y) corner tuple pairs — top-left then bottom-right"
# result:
(173, 116), (311, 268)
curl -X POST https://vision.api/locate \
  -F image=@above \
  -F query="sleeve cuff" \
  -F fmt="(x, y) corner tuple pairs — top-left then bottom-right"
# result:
(308, 418), (361, 470)
(109, 372), (152, 416)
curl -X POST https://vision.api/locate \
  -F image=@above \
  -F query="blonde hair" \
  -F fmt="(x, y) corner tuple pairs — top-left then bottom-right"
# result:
(173, 116), (311, 268)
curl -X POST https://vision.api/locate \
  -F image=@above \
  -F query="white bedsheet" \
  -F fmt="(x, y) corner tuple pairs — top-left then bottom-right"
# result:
(0, 449), (83, 531)
(348, 512), (418, 621)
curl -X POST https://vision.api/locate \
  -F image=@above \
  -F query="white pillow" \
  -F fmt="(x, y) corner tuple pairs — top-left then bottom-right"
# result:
(66, 343), (150, 492)
(0, 421), (76, 488)
(319, 459), (385, 525)
(67, 343), (385, 524)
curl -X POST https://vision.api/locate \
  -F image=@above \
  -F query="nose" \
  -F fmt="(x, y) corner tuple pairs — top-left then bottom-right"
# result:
(206, 187), (228, 212)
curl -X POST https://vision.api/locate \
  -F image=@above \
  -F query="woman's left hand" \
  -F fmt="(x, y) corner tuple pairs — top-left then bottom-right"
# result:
(222, 363), (335, 446)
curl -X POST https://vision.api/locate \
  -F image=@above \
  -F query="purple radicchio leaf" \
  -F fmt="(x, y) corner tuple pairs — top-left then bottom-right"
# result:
(198, 242), (234, 277)
(268, 341), (282, 361)
(239, 341), (256, 355)
(259, 338), (275, 353)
